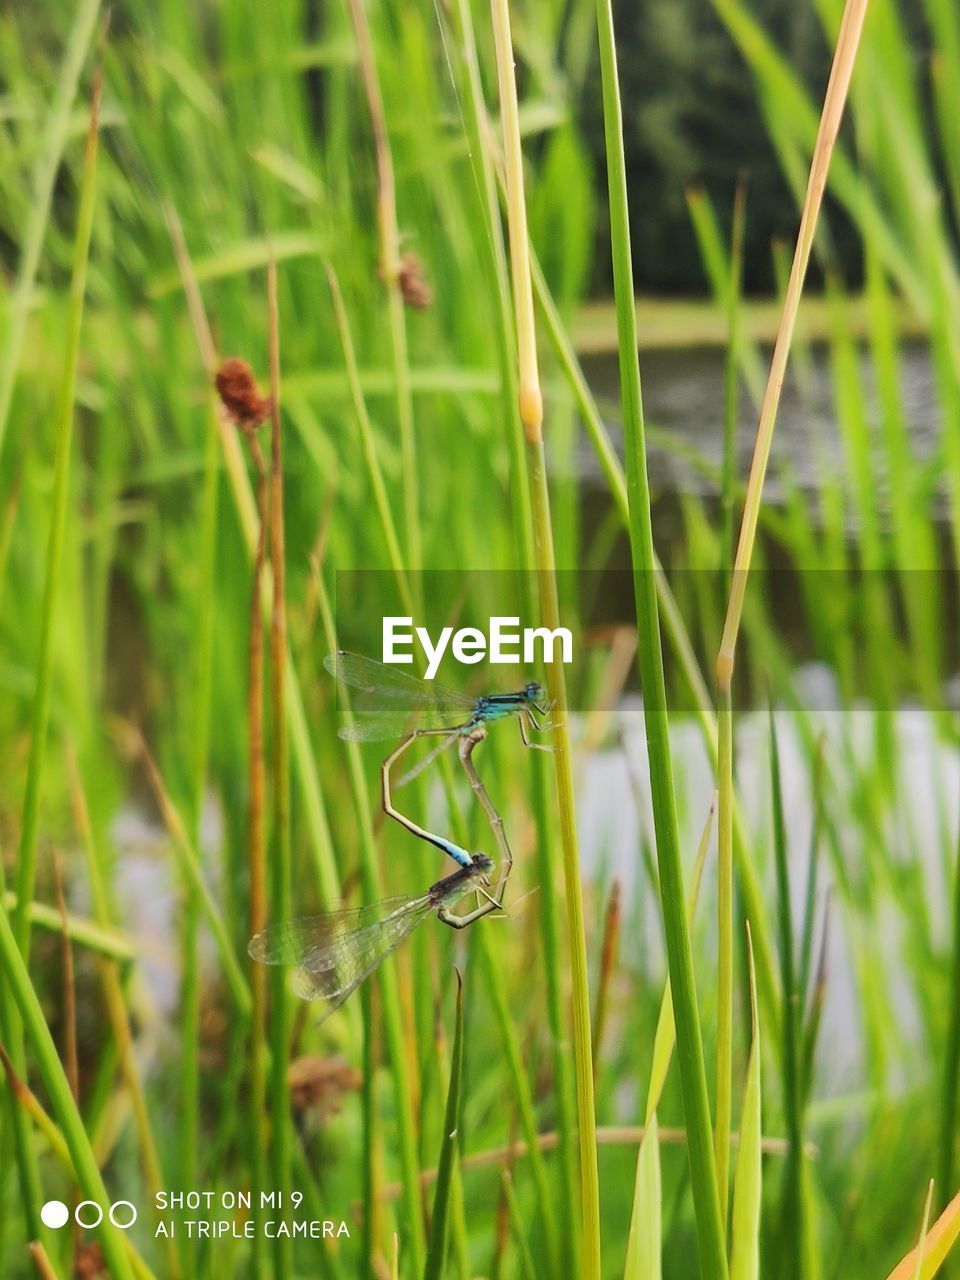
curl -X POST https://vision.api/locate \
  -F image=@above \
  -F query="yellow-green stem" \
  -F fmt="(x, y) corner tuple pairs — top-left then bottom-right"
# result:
(592, 0), (726, 1270)
(488, 0), (601, 1272)
(715, 685), (734, 1227)
(267, 261), (293, 1279)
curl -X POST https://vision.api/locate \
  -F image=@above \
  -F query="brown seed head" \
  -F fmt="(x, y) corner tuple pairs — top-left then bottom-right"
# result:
(397, 252), (433, 310)
(74, 1242), (107, 1279)
(287, 1054), (361, 1114)
(214, 357), (272, 428)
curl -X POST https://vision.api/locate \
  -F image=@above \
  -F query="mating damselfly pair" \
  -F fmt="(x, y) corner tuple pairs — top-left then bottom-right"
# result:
(248, 652), (552, 1019)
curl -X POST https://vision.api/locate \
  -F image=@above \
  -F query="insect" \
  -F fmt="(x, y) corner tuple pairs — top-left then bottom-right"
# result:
(323, 651), (552, 770)
(380, 725), (514, 900)
(248, 853), (496, 1019)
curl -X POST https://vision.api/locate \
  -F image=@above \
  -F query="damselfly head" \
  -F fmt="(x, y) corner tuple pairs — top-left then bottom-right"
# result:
(523, 681), (546, 703)
(471, 852), (494, 875)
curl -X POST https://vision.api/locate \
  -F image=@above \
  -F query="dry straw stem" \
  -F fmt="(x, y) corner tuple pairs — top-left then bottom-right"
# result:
(488, 0), (601, 1272)
(165, 206), (341, 907)
(885, 1187), (960, 1280)
(237, 383), (270, 1280)
(713, 0), (868, 1235)
(26, 1242), (58, 1280)
(592, 878), (622, 1070)
(716, 0), (871, 686)
(375, 1124), (809, 1202)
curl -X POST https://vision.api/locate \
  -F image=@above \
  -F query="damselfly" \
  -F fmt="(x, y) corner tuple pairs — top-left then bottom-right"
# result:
(323, 651), (552, 764)
(380, 725), (514, 903)
(248, 853), (496, 1019)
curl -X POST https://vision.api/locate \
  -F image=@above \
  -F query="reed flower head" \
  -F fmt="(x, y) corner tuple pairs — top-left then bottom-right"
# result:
(214, 357), (272, 429)
(397, 251), (433, 310)
(287, 1054), (361, 1115)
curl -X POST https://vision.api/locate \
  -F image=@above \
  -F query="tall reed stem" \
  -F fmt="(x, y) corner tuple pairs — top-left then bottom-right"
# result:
(243, 422), (269, 1279)
(487, 1), (601, 1274)
(449, 0), (579, 1243)
(592, 0), (726, 1273)
(267, 261), (293, 1279)
(715, 685), (734, 1224)
(940, 818), (960, 1209)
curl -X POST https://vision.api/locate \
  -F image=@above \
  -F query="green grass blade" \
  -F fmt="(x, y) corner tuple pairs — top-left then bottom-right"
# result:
(1, 44), (103, 1246)
(769, 701), (805, 1277)
(913, 1182), (935, 1280)
(730, 925), (762, 1280)
(316, 574), (426, 1271)
(501, 1168), (538, 1280)
(0, 893), (133, 962)
(716, 683), (735, 1225)
(13, 28), (102, 958)
(623, 1114), (663, 1280)
(592, 0), (726, 1273)
(423, 973), (465, 1280)
(0, 0), (101, 466)
(646, 796), (716, 1122)
(940, 822), (960, 1209)
(0, 896), (136, 1280)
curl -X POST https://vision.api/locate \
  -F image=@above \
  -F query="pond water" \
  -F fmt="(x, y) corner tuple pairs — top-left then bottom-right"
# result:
(578, 339), (943, 506)
(581, 692), (955, 1105)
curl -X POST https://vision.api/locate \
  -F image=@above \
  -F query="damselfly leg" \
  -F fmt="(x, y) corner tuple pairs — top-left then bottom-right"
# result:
(457, 727), (513, 909)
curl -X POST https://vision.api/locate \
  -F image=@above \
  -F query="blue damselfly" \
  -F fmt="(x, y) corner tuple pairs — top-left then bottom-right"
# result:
(323, 650), (551, 759)
(248, 853), (496, 1018)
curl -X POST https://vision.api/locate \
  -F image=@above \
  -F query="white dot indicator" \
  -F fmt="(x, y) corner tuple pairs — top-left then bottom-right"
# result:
(40, 1200), (69, 1230)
